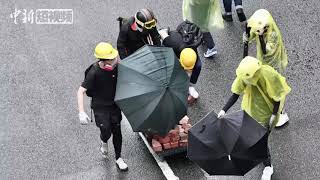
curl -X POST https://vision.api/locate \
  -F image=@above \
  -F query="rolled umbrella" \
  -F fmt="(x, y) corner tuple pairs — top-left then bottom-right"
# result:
(188, 110), (269, 176)
(115, 45), (189, 136)
(243, 26), (251, 58)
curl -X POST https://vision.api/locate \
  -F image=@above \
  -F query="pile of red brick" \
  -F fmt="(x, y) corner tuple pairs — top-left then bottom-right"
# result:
(151, 116), (192, 153)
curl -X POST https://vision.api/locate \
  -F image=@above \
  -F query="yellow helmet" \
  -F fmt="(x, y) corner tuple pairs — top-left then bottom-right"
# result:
(94, 42), (118, 60)
(236, 56), (261, 80)
(180, 48), (197, 70)
(247, 9), (272, 35)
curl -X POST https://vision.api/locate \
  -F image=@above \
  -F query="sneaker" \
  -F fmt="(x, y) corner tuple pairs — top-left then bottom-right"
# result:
(100, 141), (108, 158)
(276, 113), (289, 127)
(236, 8), (247, 22)
(222, 13), (233, 22)
(116, 158), (128, 171)
(204, 47), (217, 58)
(189, 86), (199, 99)
(261, 166), (273, 180)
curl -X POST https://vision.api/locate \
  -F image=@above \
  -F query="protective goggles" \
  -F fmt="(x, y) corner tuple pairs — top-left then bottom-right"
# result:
(135, 16), (157, 29)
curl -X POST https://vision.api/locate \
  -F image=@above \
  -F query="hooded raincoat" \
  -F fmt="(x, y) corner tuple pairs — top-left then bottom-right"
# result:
(231, 65), (291, 128)
(247, 9), (288, 73)
(182, 0), (224, 32)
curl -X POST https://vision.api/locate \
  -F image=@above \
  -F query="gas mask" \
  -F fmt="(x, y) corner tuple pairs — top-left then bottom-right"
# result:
(136, 24), (143, 32)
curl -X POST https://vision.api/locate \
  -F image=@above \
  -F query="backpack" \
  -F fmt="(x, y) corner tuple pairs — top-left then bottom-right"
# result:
(84, 63), (97, 97)
(176, 20), (203, 48)
(117, 17), (132, 30)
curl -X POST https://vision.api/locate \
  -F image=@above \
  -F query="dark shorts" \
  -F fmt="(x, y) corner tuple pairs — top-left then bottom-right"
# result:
(93, 105), (122, 128)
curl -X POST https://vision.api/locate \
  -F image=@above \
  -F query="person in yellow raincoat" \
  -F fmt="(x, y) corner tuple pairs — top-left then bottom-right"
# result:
(217, 56), (291, 180)
(182, 0), (223, 58)
(243, 9), (289, 127)
(183, 0), (224, 31)
(243, 9), (287, 73)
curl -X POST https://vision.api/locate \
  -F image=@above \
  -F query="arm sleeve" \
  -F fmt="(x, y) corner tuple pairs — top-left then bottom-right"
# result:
(117, 25), (129, 60)
(231, 77), (246, 95)
(81, 68), (95, 91)
(248, 28), (257, 43)
(245, 26), (251, 39)
(162, 36), (172, 47)
(150, 27), (162, 46)
(259, 35), (267, 54)
(265, 32), (278, 55)
(222, 93), (240, 112)
(272, 101), (280, 115)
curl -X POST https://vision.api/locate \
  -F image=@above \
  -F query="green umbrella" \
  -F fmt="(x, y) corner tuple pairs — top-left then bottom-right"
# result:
(115, 45), (189, 136)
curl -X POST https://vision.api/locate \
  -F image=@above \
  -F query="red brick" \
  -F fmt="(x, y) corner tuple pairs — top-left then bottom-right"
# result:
(179, 140), (188, 147)
(184, 127), (191, 134)
(188, 96), (197, 105)
(152, 139), (162, 152)
(158, 135), (170, 144)
(175, 125), (180, 131)
(163, 143), (171, 150)
(169, 129), (179, 137)
(179, 115), (189, 125)
(170, 136), (180, 142)
(179, 132), (188, 141)
(182, 123), (192, 130)
(177, 125), (184, 133)
(170, 141), (179, 149)
(152, 135), (161, 141)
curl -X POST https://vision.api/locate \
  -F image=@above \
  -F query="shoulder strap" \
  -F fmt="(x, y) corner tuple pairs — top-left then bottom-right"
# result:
(117, 17), (124, 30)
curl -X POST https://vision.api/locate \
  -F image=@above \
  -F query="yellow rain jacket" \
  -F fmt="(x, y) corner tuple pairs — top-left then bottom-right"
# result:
(231, 65), (291, 128)
(247, 9), (288, 73)
(182, 0), (224, 32)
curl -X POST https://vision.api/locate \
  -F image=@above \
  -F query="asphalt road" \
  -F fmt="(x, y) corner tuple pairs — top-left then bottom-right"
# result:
(0, 0), (319, 180)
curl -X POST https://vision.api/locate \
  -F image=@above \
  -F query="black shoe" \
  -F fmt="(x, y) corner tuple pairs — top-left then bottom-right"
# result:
(222, 13), (233, 22)
(236, 8), (247, 22)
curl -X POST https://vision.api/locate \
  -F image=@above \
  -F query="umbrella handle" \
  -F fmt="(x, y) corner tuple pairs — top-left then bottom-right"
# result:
(199, 125), (206, 133)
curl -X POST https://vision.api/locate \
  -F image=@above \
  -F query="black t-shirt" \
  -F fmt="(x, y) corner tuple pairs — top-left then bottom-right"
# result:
(81, 62), (118, 108)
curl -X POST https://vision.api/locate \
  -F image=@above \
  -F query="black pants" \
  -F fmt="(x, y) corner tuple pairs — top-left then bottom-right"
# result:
(223, 0), (243, 12)
(93, 106), (122, 159)
(202, 32), (215, 49)
(263, 132), (272, 167)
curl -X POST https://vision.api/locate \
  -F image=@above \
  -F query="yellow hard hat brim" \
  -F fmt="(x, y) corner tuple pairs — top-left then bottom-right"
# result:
(236, 56), (261, 80)
(94, 48), (118, 60)
(180, 60), (195, 70)
(247, 9), (271, 29)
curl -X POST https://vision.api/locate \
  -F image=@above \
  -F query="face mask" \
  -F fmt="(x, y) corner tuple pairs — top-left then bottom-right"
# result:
(136, 24), (143, 32)
(101, 58), (119, 71)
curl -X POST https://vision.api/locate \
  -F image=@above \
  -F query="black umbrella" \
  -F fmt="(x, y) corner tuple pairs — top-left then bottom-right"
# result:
(188, 110), (268, 176)
(115, 45), (189, 136)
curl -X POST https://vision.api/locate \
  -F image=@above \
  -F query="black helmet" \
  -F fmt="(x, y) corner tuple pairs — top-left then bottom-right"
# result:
(135, 9), (157, 29)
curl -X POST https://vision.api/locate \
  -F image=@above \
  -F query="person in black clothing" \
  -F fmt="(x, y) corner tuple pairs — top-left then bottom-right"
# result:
(222, 0), (247, 22)
(77, 42), (128, 171)
(117, 8), (161, 59)
(158, 28), (201, 99)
